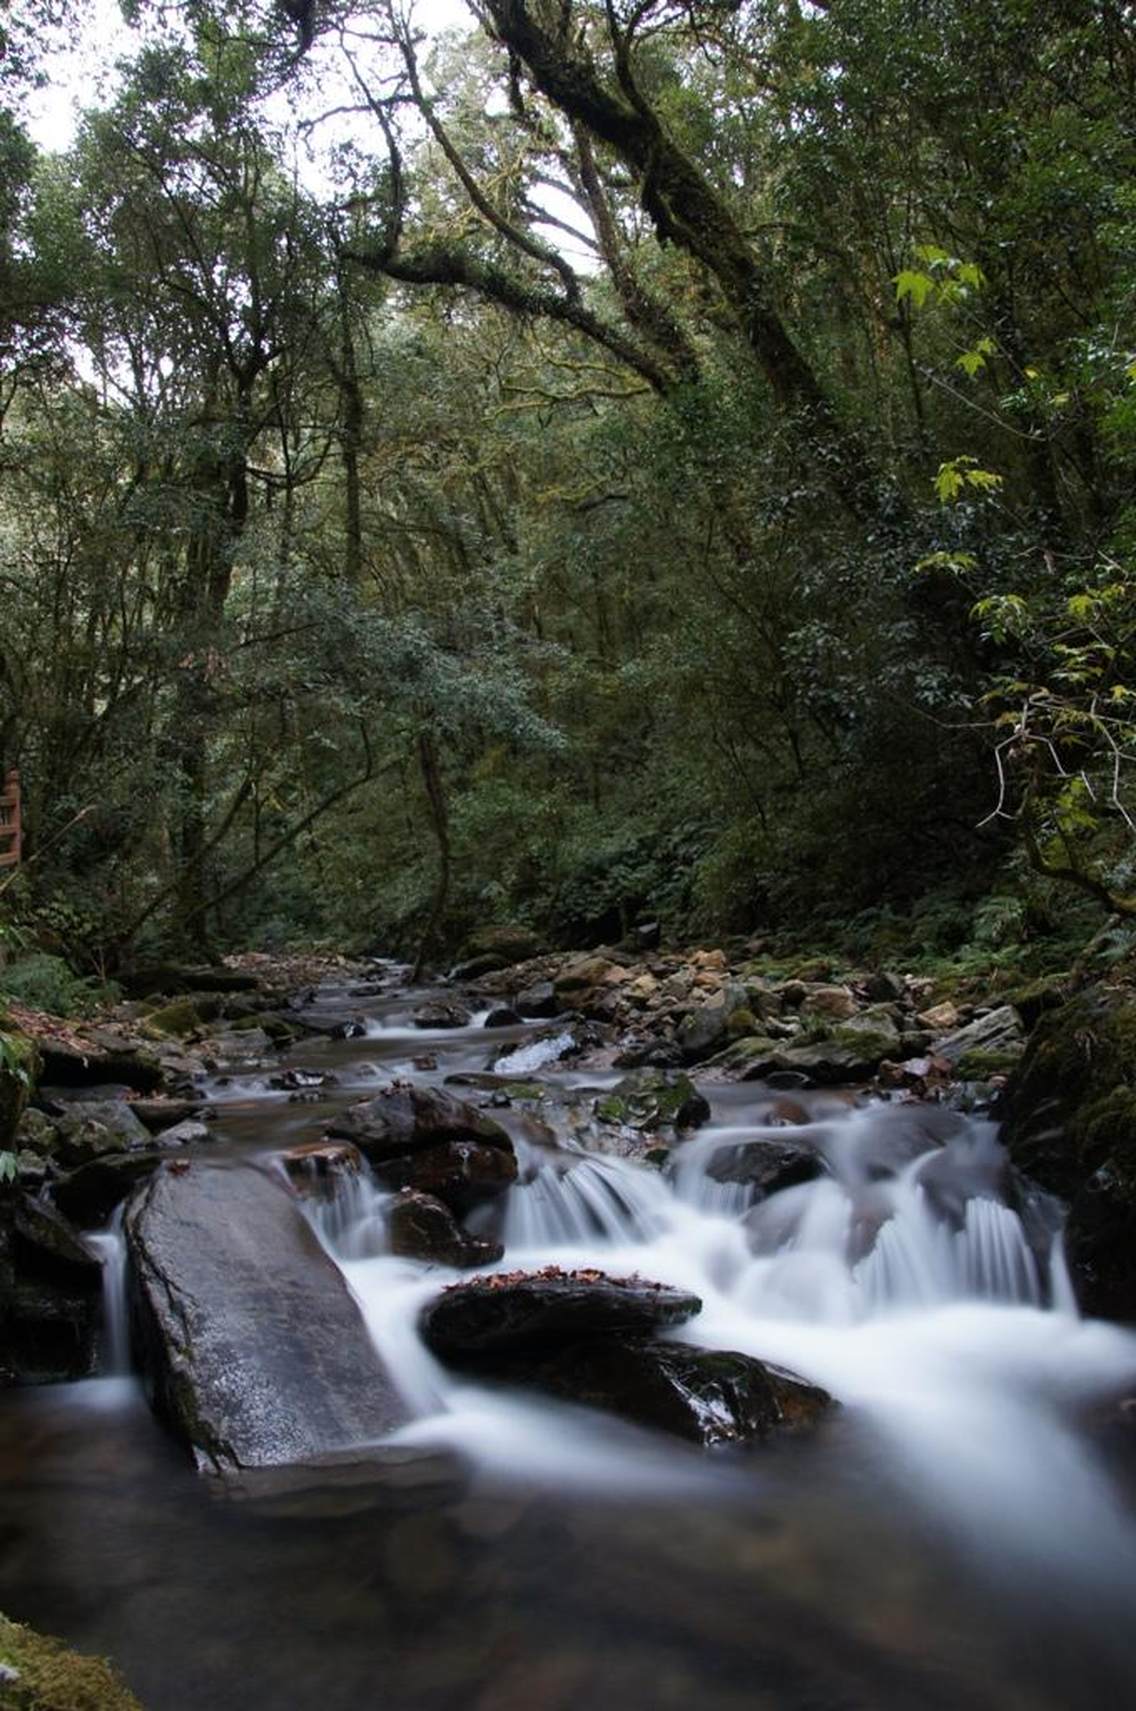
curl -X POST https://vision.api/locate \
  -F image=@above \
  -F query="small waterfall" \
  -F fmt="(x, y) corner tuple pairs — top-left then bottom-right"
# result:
(291, 1156), (391, 1260)
(87, 1209), (129, 1374)
(504, 1144), (670, 1248)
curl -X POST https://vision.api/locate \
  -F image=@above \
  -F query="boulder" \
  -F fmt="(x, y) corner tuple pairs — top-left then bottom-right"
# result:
(52, 1151), (162, 1228)
(594, 1070), (710, 1134)
(704, 1137), (824, 1196)
(52, 1100), (152, 1168)
(515, 981), (559, 1019)
(125, 1161), (410, 1474)
(0, 1191), (102, 1384)
(371, 1139), (517, 1212)
(36, 1031), (166, 1093)
(512, 1338), (833, 1446)
(999, 986), (1136, 1320)
(934, 1005), (1023, 1067)
(414, 1001), (472, 1030)
(677, 983), (749, 1063)
(553, 956), (615, 1008)
(387, 1190), (504, 1269)
(326, 1084), (513, 1164)
(420, 1267), (701, 1359)
(484, 1006), (522, 1028)
(128, 1097), (206, 1133)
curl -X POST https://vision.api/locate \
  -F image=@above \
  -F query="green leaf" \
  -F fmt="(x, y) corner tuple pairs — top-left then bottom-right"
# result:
(894, 269), (935, 310)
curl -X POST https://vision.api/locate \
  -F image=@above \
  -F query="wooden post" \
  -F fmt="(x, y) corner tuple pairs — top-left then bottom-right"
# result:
(0, 768), (22, 871)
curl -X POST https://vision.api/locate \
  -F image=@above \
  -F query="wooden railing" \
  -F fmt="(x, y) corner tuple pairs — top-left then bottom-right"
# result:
(0, 769), (22, 871)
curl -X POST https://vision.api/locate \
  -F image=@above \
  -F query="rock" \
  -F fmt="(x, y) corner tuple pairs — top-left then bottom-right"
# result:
(455, 926), (543, 969)
(36, 1031), (166, 1092)
(415, 1001), (472, 1030)
(800, 985), (859, 1022)
(0, 1193), (102, 1383)
(143, 997), (216, 1038)
(12, 1107), (59, 1156)
(128, 1097), (206, 1133)
(863, 971), (906, 1004)
(613, 1038), (684, 1070)
(125, 1162), (410, 1473)
(512, 1338), (833, 1446)
(387, 1190), (504, 1269)
(371, 1140), (518, 1212)
(420, 1268), (701, 1359)
(918, 1000), (960, 1031)
(594, 1070), (710, 1133)
(701, 1037), (786, 1079)
(154, 1118), (213, 1148)
(0, 1609), (144, 1710)
(934, 1005), (1023, 1066)
(268, 1067), (335, 1092)
(999, 986), (1136, 1320)
(203, 1026), (276, 1065)
(515, 981), (559, 1019)
(121, 964), (262, 998)
(553, 956), (615, 1007)
(677, 982), (748, 1063)
(326, 1084), (513, 1164)
(280, 1142), (364, 1195)
(691, 949), (728, 972)
(51, 1151), (163, 1227)
(484, 1006), (522, 1028)
(704, 1137), (824, 1196)
(52, 1100), (152, 1168)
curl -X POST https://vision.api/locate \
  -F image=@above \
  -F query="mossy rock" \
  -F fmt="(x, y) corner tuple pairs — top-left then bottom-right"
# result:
(955, 1046), (1023, 1080)
(0, 1028), (39, 1150)
(596, 1071), (709, 1132)
(457, 925), (543, 968)
(0, 1612), (142, 1710)
(726, 1007), (759, 1039)
(140, 998), (205, 1039)
(1004, 974), (1073, 1031)
(1000, 985), (1136, 1320)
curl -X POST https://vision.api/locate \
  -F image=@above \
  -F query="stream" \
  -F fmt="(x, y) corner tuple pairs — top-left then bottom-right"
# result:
(2, 970), (1136, 1709)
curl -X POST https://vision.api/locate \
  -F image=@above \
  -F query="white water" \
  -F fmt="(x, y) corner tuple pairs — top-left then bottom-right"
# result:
(313, 1098), (1136, 1578)
(87, 1208), (130, 1375)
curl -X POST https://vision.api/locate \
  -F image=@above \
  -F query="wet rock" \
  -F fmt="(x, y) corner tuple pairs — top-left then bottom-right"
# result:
(371, 1139), (518, 1213)
(128, 1097), (206, 1133)
(387, 1190), (504, 1269)
(53, 1100), (151, 1168)
(0, 1193), (101, 1383)
(327, 1084), (513, 1164)
(999, 987), (1136, 1320)
(484, 1006), (522, 1028)
(125, 1161), (410, 1473)
(415, 1001), (472, 1030)
(594, 1070), (710, 1134)
(268, 1068), (336, 1092)
(515, 981), (559, 1019)
(203, 1026), (276, 1065)
(421, 1268), (701, 1358)
(52, 1151), (163, 1227)
(155, 1118), (213, 1148)
(613, 1038), (684, 1070)
(281, 1140), (364, 1189)
(704, 1137), (824, 1196)
(514, 1338), (833, 1446)
(13, 1107), (59, 1156)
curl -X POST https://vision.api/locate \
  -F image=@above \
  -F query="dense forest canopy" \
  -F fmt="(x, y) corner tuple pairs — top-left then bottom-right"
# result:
(1, 0), (1135, 974)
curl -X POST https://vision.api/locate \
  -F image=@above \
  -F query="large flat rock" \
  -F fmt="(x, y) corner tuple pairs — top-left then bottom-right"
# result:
(125, 1162), (410, 1475)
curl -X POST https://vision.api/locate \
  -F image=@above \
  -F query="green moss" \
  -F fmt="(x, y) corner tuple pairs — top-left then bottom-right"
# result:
(726, 1007), (758, 1039)
(955, 1047), (1023, 1080)
(0, 1028), (39, 1149)
(141, 999), (203, 1039)
(0, 1612), (142, 1710)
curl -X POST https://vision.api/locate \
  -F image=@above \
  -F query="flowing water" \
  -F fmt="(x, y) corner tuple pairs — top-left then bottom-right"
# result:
(2, 975), (1135, 1710)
